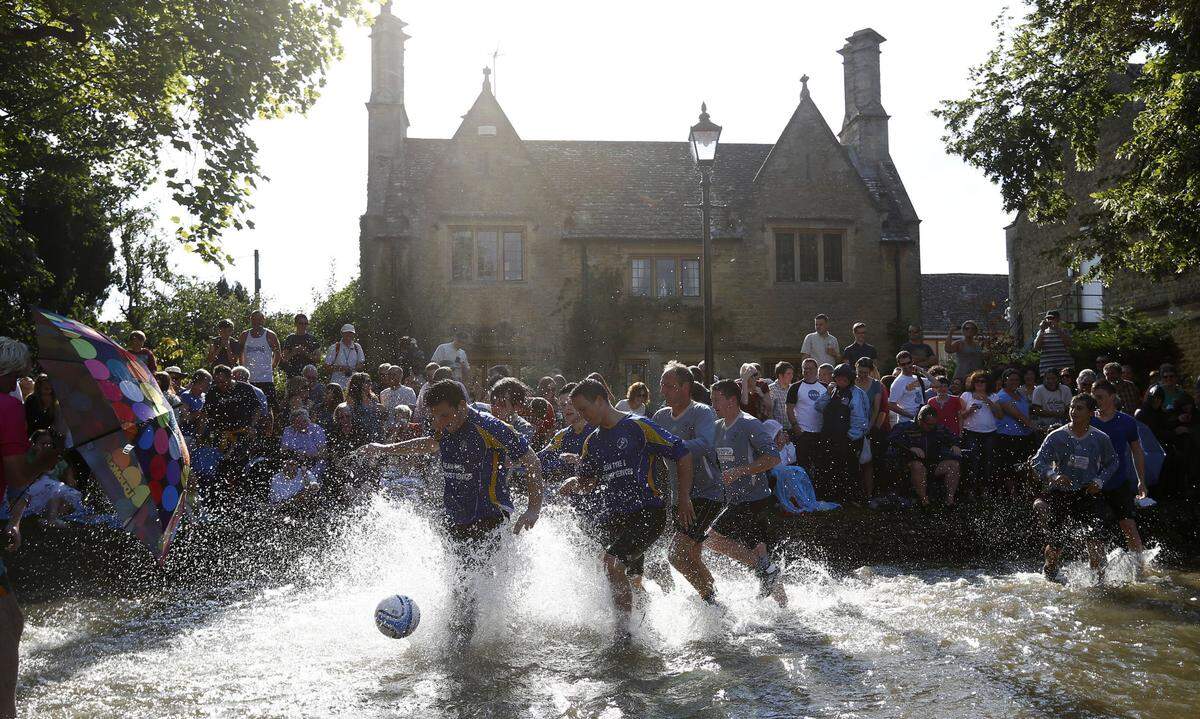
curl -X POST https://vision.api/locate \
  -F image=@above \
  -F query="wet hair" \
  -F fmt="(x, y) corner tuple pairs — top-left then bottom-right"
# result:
(424, 379), (466, 408)
(491, 377), (529, 406)
(663, 360), (693, 387)
(212, 365), (232, 378)
(1071, 393), (1097, 412)
(710, 378), (739, 400)
(570, 378), (609, 403)
(529, 396), (550, 417)
(774, 361), (794, 378)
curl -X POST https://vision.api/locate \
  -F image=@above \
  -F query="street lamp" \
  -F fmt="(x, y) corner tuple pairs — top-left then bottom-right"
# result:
(689, 102), (721, 383)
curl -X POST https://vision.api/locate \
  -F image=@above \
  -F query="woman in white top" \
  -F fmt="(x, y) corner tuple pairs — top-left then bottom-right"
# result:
(324, 324), (365, 389)
(958, 369), (1003, 496)
(615, 381), (651, 417)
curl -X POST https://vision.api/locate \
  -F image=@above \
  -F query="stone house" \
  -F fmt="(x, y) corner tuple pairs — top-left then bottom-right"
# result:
(919, 273), (1009, 363)
(360, 5), (920, 394)
(1005, 66), (1200, 375)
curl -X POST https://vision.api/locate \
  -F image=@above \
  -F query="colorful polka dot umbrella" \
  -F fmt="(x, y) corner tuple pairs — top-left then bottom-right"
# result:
(32, 308), (190, 563)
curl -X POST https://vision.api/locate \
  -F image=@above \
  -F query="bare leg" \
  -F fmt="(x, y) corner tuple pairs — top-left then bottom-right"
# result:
(909, 461), (928, 504)
(1086, 540), (1105, 574)
(703, 532), (761, 568)
(860, 461), (874, 502)
(668, 534), (715, 600)
(939, 461), (960, 506)
(603, 551), (633, 614)
(1118, 518), (1145, 552)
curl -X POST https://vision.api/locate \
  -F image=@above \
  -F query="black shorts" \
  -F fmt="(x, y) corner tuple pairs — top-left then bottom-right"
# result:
(443, 514), (505, 571)
(712, 497), (779, 550)
(674, 497), (726, 544)
(1102, 486), (1136, 522)
(596, 505), (666, 576)
(1037, 489), (1109, 542)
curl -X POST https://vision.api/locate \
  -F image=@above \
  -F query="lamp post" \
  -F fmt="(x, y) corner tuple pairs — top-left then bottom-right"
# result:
(689, 102), (721, 383)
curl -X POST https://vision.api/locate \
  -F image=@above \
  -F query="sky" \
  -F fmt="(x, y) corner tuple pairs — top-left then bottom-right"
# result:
(151, 0), (1016, 316)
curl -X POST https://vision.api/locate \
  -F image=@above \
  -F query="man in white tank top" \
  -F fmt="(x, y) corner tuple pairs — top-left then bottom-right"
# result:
(239, 310), (281, 406)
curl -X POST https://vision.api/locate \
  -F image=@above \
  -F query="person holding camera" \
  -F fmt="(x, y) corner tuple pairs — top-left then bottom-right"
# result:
(1034, 310), (1073, 377)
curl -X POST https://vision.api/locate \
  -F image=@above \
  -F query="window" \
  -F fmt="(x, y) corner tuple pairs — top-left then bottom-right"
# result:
(773, 229), (846, 283)
(449, 226), (525, 282)
(823, 233), (843, 282)
(631, 259), (651, 296)
(775, 232), (795, 282)
(629, 256), (701, 299)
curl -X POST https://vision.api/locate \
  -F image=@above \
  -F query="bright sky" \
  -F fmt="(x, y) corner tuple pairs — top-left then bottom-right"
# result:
(157, 0), (1015, 315)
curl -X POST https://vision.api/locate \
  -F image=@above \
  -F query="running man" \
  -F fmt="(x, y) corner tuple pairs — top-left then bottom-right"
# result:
(561, 379), (693, 639)
(670, 379), (786, 608)
(1090, 380), (1149, 564)
(538, 382), (595, 525)
(1031, 393), (1118, 581)
(360, 379), (544, 644)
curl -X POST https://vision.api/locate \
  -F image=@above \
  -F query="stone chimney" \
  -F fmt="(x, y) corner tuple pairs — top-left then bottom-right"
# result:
(838, 28), (889, 166)
(366, 1), (410, 215)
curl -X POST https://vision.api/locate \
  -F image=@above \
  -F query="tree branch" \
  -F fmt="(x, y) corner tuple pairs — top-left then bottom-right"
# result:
(0, 14), (87, 44)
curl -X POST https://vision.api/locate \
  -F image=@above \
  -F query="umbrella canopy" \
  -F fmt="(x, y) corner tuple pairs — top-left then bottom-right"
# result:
(32, 309), (190, 562)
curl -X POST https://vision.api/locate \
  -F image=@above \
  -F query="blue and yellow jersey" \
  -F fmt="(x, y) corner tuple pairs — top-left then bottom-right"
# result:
(435, 408), (530, 526)
(578, 415), (687, 519)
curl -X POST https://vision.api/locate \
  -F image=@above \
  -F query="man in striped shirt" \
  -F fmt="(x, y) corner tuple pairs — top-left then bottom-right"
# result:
(1035, 310), (1073, 376)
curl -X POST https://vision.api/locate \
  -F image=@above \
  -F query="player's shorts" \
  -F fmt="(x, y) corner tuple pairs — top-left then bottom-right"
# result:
(711, 497), (780, 550)
(1101, 485), (1136, 522)
(1036, 489), (1110, 542)
(673, 496), (726, 544)
(443, 514), (506, 572)
(596, 505), (666, 577)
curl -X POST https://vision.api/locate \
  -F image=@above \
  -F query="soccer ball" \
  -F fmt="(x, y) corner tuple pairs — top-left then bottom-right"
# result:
(375, 595), (420, 639)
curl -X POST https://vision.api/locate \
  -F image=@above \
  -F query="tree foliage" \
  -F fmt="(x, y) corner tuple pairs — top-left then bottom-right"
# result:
(936, 1), (1200, 279)
(1, 0), (365, 266)
(115, 214), (174, 330)
(1071, 307), (1178, 373)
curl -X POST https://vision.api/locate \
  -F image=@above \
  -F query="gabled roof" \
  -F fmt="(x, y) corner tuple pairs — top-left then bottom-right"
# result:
(921, 273), (1009, 332)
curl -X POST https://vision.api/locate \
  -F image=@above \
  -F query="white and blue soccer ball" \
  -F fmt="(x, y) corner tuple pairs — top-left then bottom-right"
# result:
(375, 595), (420, 639)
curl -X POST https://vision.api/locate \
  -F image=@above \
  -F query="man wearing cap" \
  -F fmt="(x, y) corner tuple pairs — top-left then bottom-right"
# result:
(1035, 311), (1073, 377)
(164, 366), (185, 394)
(431, 333), (471, 383)
(324, 324), (365, 389)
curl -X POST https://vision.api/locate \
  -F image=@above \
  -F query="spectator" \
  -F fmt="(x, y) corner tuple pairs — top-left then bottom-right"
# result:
(735, 364), (771, 421)
(1103, 362), (1141, 412)
(1019, 367), (1039, 403)
(414, 366), (457, 426)
(270, 408), (327, 505)
(855, 357), (887, 503)
(314, 383), (344, 434)
(927, 375), (963, 436)
(231, 366), (269, 424)
(430, 332), (471, 383)
(397, 336), (426, 378)
(1034, 310), (1073, 377)
(1059, 366), (1077, 393)
(888, 351), (927, 424)
(802, 314), (840, 366)
(615, 382), (651, 417)
(994, 368), (1036, 496)
(164, 366), (185, 394)
(380, 365), (418, 429)
(239, 310), (281, 407)
(889, 404), (962, 507)
(207, 319), (241, 369)
(342, 371), (385, 444)
(155, 371), (182, 423)
(843, 322), (877, 365)
(324, 324), (366, 389)
(199, 365), (259, 491)
(687, 365), (711, 405)
(281, 313), (321, 378)
(488, 377), (537, 440)
(813, 363), (870, 503)
(420, 362), (440, 389)
(1076, 369), (1097, 396)
(947, 320), (985, 381)
(23, 374), (57, 434)
(1121, 364), (1138, 387)
(767, 362), (794, 427)
(179, 369), (210, 441)
(899, 325), (937, 370)
(786, 358), (825, 476)
(284, 375), (311, 414)
(9, 376), (34, 403)
(21, 430), (82, 527)
(301, 364), (325, 408)
(127, 330), (158, 372)
(1031, 368), (1072, 431)
(818, 364), (834, 387)
(959, 369), (1002, 496)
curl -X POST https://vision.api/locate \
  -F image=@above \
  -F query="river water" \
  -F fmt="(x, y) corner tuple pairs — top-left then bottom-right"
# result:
(15, 497), (1200, 718)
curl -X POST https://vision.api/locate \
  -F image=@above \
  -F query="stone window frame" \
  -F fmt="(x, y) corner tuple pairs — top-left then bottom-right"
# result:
(628, 255), (702, 299)
(771, 227), (848, 284)
(449, 225), (527, 284)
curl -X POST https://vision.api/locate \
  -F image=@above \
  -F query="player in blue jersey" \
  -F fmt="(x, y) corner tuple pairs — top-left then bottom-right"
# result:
(538, 382), (597, 527)
(361, 379), (544, 645)
(560, 379), (693, 639)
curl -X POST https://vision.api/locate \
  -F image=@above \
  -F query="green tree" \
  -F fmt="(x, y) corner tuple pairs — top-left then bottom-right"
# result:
(115, 213), (174, 330)
(936, 1), (1200, 279)
(1, 0), (365, 268)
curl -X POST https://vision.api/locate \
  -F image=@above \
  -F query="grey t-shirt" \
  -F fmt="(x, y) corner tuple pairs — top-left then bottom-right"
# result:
(652, 402), (722, 502)
(714, 412), (780, 504)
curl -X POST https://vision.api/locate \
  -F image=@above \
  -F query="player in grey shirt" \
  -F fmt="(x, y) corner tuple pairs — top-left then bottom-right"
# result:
(652, 366), (722, 506)
(666, 377), (786, 608)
